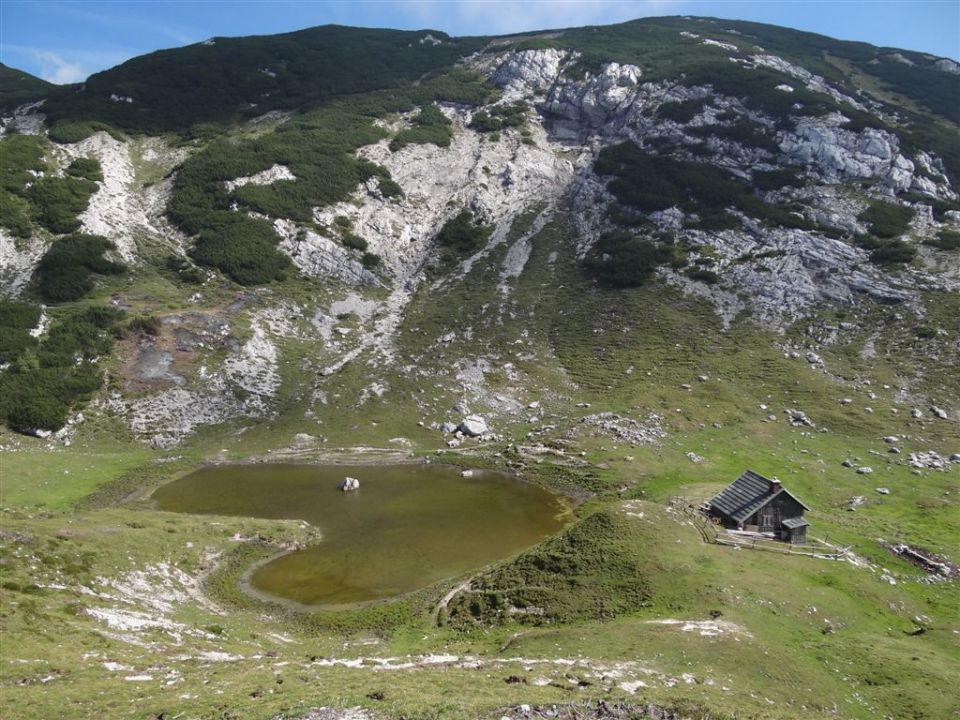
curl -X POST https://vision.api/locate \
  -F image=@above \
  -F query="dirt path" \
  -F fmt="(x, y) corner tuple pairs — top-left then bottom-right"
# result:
(432, 576), (474, 624)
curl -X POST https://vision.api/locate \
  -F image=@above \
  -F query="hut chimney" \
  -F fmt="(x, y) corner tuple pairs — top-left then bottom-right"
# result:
(770, 477), (782, 493)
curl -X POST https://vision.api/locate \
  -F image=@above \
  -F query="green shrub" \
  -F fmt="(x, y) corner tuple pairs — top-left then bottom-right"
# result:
(685, 267), (721, 284)
(924, 229), (960, 250)
(0, 301), (41, 363)
(858, 202), (915, 238)
(125, 315), (162, 337)
(165, 255), (206, 284)
(694, 209), (741, 231)
(597, 142), (744, 213)
(35, 234), (124, 302)
(189, 218), (289, 285)
(377, 176), (403, 198)
(0, 190), (34, 237)
(0, 306), (123, 434)
(583, 230), (678, 287)
(342, 233), (368, 251)
(435, 209), (492, 258)
(47, 120), (121, 144)
(65, 157), (103, 182)
(469, 110), (501, 133)
(753, 168), (805, 191)
(361, 252), (381, 268)
(868, 240), (916, 265)
(688, 120), (780, 153)
(0, 134), (46, 193)
(597, 141), (822, 233)
(389, 103), (453, 151)
(657, 99), (704, 123)
(27, 176), (99, 234)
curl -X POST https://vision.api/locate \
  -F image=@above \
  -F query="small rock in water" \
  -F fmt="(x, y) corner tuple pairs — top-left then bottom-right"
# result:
(339, 476), (360, 492)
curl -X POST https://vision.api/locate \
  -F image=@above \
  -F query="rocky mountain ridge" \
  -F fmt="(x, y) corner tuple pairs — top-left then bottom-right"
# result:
(0, 17), (957, 448)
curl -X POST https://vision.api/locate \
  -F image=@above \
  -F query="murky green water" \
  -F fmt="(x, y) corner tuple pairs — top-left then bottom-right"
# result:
(152, 463), (566, 607)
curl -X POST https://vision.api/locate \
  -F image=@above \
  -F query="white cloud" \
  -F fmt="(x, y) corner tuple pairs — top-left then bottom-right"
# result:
(33, 50), (87, 84)
(2, 44), (135, 84)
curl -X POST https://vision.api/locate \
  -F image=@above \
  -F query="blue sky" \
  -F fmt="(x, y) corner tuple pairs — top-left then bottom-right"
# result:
(2, 1), (958, 84)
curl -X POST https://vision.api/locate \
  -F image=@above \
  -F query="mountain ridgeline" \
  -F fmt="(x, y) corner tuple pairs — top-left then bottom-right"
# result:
(1, 15), (958, 437)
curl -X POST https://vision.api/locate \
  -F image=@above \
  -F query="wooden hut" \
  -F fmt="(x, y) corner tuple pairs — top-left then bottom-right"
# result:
(707, 470), (810, 544)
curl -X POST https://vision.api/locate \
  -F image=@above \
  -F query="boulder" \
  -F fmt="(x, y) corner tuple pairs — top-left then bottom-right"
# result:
(856, 466), (873, 474)
(458, 415), (489, 437)
(440, 422), (457, 434)
(339, 477), (360, 492)
(931, 406), (949, 420)
(785, 408), (815, 427)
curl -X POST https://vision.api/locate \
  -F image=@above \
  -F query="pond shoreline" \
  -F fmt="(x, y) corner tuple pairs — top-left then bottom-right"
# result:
(152, 460), (572, 608)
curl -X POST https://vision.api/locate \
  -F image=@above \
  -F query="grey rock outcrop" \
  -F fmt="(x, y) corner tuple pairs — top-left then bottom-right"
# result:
(458, 415), (490, 437)
(780, 115), (915, 191)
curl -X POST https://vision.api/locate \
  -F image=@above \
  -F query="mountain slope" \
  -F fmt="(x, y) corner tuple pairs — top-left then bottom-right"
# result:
(40, 25), (488, 133)
(0, 17), (958, 720)
(0, 63), (52, 111)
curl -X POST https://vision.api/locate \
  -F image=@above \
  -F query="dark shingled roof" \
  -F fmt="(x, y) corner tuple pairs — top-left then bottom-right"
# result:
(781, 517), (810, 529)
(708, 470), (809, 523)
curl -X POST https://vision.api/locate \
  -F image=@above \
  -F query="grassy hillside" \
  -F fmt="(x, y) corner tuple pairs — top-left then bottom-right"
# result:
(0, 63), (51, 111)
(40, 25), (489, 134)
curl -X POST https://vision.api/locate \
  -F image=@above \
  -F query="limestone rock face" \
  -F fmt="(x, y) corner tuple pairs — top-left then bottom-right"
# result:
(490, 48), (569, 97)
(780, 115), (915, 191)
